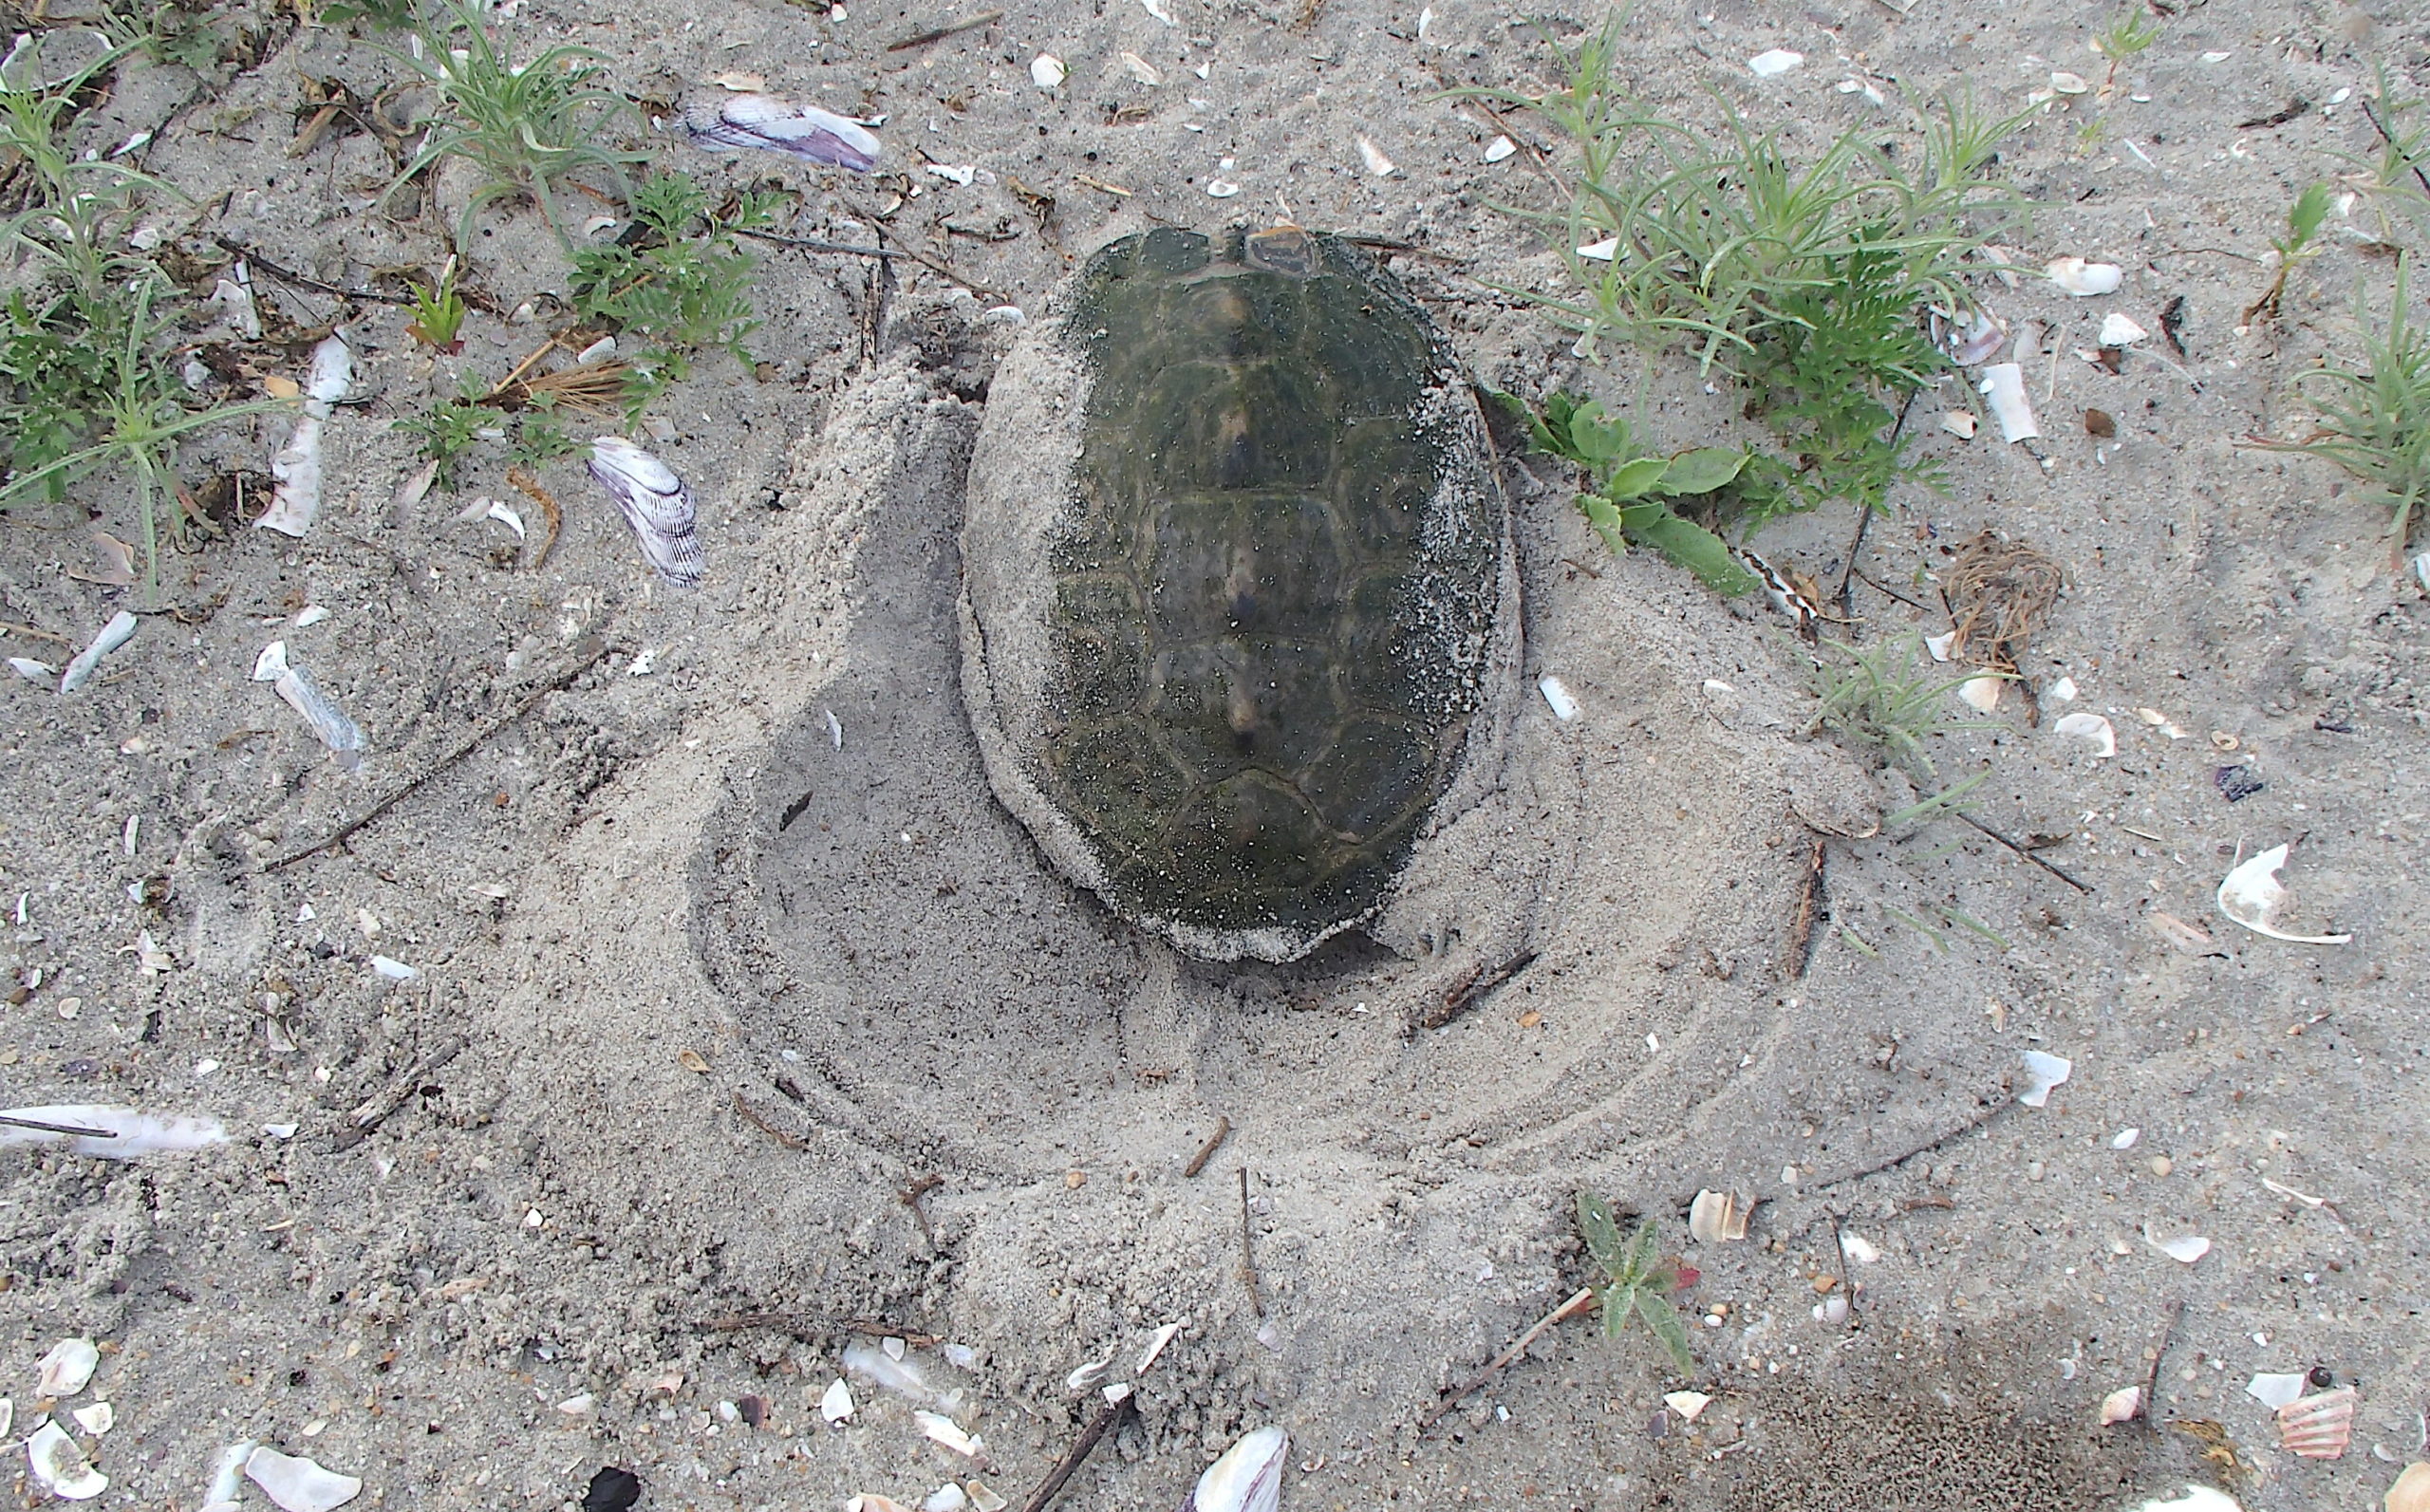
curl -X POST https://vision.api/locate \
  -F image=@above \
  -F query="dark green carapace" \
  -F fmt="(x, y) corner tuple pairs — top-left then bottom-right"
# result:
(964, 226), (1508, 961)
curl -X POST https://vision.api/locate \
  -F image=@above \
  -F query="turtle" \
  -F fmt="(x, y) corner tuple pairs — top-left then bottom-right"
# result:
(959, 224), (1523, 966)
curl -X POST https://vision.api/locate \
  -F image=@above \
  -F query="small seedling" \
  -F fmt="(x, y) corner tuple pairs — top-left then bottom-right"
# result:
(396, 383), (495, 490)
(383, 0), (647, 247)
(1514, 392), (1757, 593)
(1575, 1192), (1695, 1375)
(2245, 253), (2430, 572)
(1804, 631), (2002, 785)
(2091, 9), (2160, 94)
(2245, 182), (2334, 325)
(405, 258), (467, 351)
(570, 173), (778, 399)
(2346, 64), (2430, 240)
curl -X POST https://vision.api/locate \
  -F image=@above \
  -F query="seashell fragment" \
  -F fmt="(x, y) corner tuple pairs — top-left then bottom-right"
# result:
(58, 610), (138, 695)
(1663, 1391), (1710, 1422)
(0, 1105), (226, 1158)
(2112, 1128), (2140, 1148)
(2100, 312), (2150, 345)
(2217, 845), (2350, 944)
(2386, 1463), (2430, 1512)
(255, 336), (352, 538)
(1956, 673), (2004, 712)
(1575, 236), (1620, 261)
(677, 94), (880, 173)
(1030, 54), (1064, 89)
(1180, 1426), (1285, 1512)
(2016, 1051), (2071, 1107)
(28, 1420), (106, 1500)
(1483, 135), (1515, 162)
(252, 642), (368, 771)
(2049, 71), (2089, 94)
(1538, 675), (1580, 720)
(2053, 711), (2116, 756)
(1978, 363), (2040, 441)
(244, 1445), (364, 1511)
(842, 1337), (953, 1410)
(2101, 1385), (2142, 1425)
(1748, 48), (1803, 77)
(1948, 311), (2006, 364)
(1939, 410), (1978, 439)
(2047, 257), (2123, 296)
(2277, 1387), (2355, 1459)
(1135, 1320), (1184, 1374)
(1066, 1348), (1113, 1392)
(589, 438), (705, 588)
(69, 1401), (112, 1435)
(923, 1485), (969, 1512)
(2124, 1487), (2243, 1512)
(1688, 1188), (1750, 1244)
(37, 1338), (100, 1397)
(965, 1482), (1008, 1512)
(1206, 179), (1241, 198)
(915, 1409), (984, 1459)
(1356, 135), (1396, 177)
(1119, 51), (1161, 84)
(2142, 1224), (2210, 1264)
(820, 1377), (854, 1424)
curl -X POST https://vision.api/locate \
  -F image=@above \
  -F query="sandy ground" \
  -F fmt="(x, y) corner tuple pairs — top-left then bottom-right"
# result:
(2, 0), (2426, 1507)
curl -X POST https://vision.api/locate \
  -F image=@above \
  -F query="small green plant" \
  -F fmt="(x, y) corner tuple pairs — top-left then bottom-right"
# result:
(405, 258), (468, 351)
(2091, 9), (2160, 92)
(316, 0), (423, 31)
(570, 173), (779, 396)
(396, 383), (495, 490)
(1513, 392), (1756, 593)
(2345, 64), (2429, 242)
(1804, 631), (2001, 785)
(2245, 181), (2335, 324)
(383, 0), (647, 247)
(2246, 254), (2430, 573)
(1575, 1192), (1695, 1375)
(1, 38), (185, 307)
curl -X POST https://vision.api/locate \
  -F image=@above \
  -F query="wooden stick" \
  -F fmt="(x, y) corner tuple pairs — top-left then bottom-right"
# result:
(1417, 1286), (1597, 1430)
(1785, 838), (1826, 980)
(1019, 1393), (1130, 1512)
(0, 621), (74, 645)
(699, 1313), (944, 1345)
(1956, 812), (2093, 894)
(1237, 1167), (1264, 1317)
(1181, 1116), (1229, 1177)
(0, 1112), (118, 1139)
(2140, 1297), (2185, 1428)
(886, 8), (1001, 50)
(331, 1034), (468, 1151)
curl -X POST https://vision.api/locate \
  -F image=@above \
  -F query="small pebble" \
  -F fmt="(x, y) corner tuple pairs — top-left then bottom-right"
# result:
(2149, 1155), (2174, 1177)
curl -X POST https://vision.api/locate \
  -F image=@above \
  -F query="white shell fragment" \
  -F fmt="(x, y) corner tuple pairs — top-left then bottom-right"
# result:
(36, 1337), (100, 1397)
(1956, 673), (2005, 713)
(27, 1420), (106, 1501)
(9, 656), (53, 681)
(2112, 1128), (2140, 1149)
(1748, 48), (1804, 77)
(1979, 363), (2041, 441)
(2278, 1387), (2357, 1459)
(677, 94), (880, 173)
(58, 610), (138, 695)
(1483, 135), (1516, 162)
(2122, 1489), (2242, 1512)
(1538, 675), (1580, 720)
(1939, 410), (1978, 439)
(1030, 54), (1064, 89)
(1119, 51), (1161, 84)
(1688, 1188), (1751, 1244)
(2016, 1050), (2071, 1107)
(923, 1486), (970, 1512)
(1, 1105), (226, 1158)
(1065, 1348), (1113, 1392)
(589, 438), (705, 588)
(2101, 1385), (2143, 1426)
(1356, 135), (1396, 177)
(68, 1402), (112, 1435)
(1575, 236), (1620, 261)
(2049, 71), (2089, 94)
(2246, 1372), (2308, 1409)
(2217, 845), (2351, 944)
(255, 336), (353, 538)
(1138, 0), (1176, 23)
(1180, 1427), (1285, 1512)
(914, 1409), (984, 1459)
(2052, 711), (2116, 756)
(252, 642), (367, 770)
(1948, 312), (2006, 365)
(2142, 1224), (2211, 1264)
(2047, 257), (2124, 297)
(245, 1445), (364, 1512)
(964, 1483), (1008, 1512)
(2099, 312), (2150, 345)
(1663, 1391), (1711, 1422)
(1135, 1321), (1183, 1374)
(820, 1377), (854, 1424)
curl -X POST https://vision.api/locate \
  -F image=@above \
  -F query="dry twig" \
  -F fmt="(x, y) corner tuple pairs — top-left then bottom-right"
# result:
(1417, 1286), (1598, 1430)
(1182, 1116), (1230, 1178)
(1019, 1393), (1131, 1512)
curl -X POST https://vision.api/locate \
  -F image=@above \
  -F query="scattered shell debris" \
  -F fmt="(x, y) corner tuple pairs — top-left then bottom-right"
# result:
(1538, 675), (1580, 720)
(36, 1337), (100, 1397)
(677, 94), (880, 172)
(1747, 48), (1803, 76)
(245, 1445), (364, 1512)
(254, 335), (352, 538)
(252, 641), (367, 769)
(2052, 711), (2116, 756)
(1181, 1426), (1285, 1512)
(27, 1419), (106, 1501)
(2016, 1050), (2071, 1108)
(589, 438), (705, 588)
(2047, 257), (2124, 296)
(2278, 1387), (2357, 1459)
(2216, 844), (2351, 944)
(59, 611), (139, 695)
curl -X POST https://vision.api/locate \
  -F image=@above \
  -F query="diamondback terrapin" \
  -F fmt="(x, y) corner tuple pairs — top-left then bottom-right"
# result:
(960, 225), (1519, 963)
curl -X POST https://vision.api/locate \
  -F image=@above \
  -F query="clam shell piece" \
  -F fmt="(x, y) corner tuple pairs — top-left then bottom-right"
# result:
(2047, 257), (2123, 296)
(245, 1446), (362, 1512)
(2276, 1387), (2356, 1459)
(2217, 844), (2351, 944)
(1688, 1189), (1750, 1244)
(36, 1337), (100, 1397)
(678, 94), (880, 173)
(2387, 1463), (2430, 1512)
(589, 438), (705, 588)
(1178, 1426), (1285, 1512)
(27, 1420), (107, 1501)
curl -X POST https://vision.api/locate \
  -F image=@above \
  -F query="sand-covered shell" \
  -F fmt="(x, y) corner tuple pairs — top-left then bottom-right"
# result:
(27, 1420), (106, 1500)
(589, 438), (705, 588)
(2275, 1386), (2355, 1459)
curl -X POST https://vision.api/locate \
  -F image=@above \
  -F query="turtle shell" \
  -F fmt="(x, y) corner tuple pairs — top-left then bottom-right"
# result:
(960, 226), (1514, 962)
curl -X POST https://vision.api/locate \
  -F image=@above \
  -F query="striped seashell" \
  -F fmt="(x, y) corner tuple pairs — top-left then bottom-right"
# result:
(589, 438), (705, 588)
(679, 94), (880, 173)
(2275, 1386), (2356, 1459)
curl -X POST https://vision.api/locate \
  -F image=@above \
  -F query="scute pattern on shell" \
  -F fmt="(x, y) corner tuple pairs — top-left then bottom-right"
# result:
(961, 226), (1510, 961)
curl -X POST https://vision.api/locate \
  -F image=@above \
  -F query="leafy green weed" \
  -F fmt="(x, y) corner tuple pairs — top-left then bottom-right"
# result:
(1575, 1192), (1695, 1375)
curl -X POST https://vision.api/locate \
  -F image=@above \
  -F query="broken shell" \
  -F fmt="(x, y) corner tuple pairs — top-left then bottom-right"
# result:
(924, 1485), (969, 1512)
(1065, 1348), (1113, 1392)
(36, 1337), (100, 1397)
(2125, 1486), (2243, 1512)
(252, 642), (369, 771)
(255, 336), (352, 538)
(2047, 257), (2123, 296)
(677, 94), (880, 173)
(819, 1377), (854, 1424)
(1179, 1426), (1285, 1512)
(58, 610), (138, 695)
(2278, 1387), (2356, 1459)
(2386, 1463), (2430, 1512)
(1748, 48), (1803, 76)
(1205, 179), (1241, 198)
(1356, 135), (1396, 177)
(1538, 675), (1580, 720)
(1948, 311), (2007, 365)
(27, 1420), (106, 1501)
(1483, 135), (1516, 162)
(2142, 1224), (2210, 1264)
(2217, 845), (2351, 944)
(1663, 1391), (1711, 1423)
(965, 1482), (1008, 1512)
(0, 1105), (227, 1157)
(2052, 711), (2116, 756)
(68, 1401), (112, 1435)
(1030, 54), (1064, 89)
(1575, 235), (1620, 261)
(1811, 1293), (1849, 1325)
(2049, 71), (2089, 94)
(2017, 1050), (2071, 1108)
(1956, 673), (2005, 713)
(1978, 363), (2041, 441)
(1687, 1188), (1750, 1244)
(2101, 1385), (2143, 1425)
(589, 438), (705, 588)
(2112, 1128), (2140, 1149)
(245, 1445), (363, 1512)
(1939, 410), (1978, 439)
(1119, 51), (1161, 84)
(1135, 1320), (1184, 1374)
(915, 1409), (984, 1459)
(2100, 312), (2150, 345)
